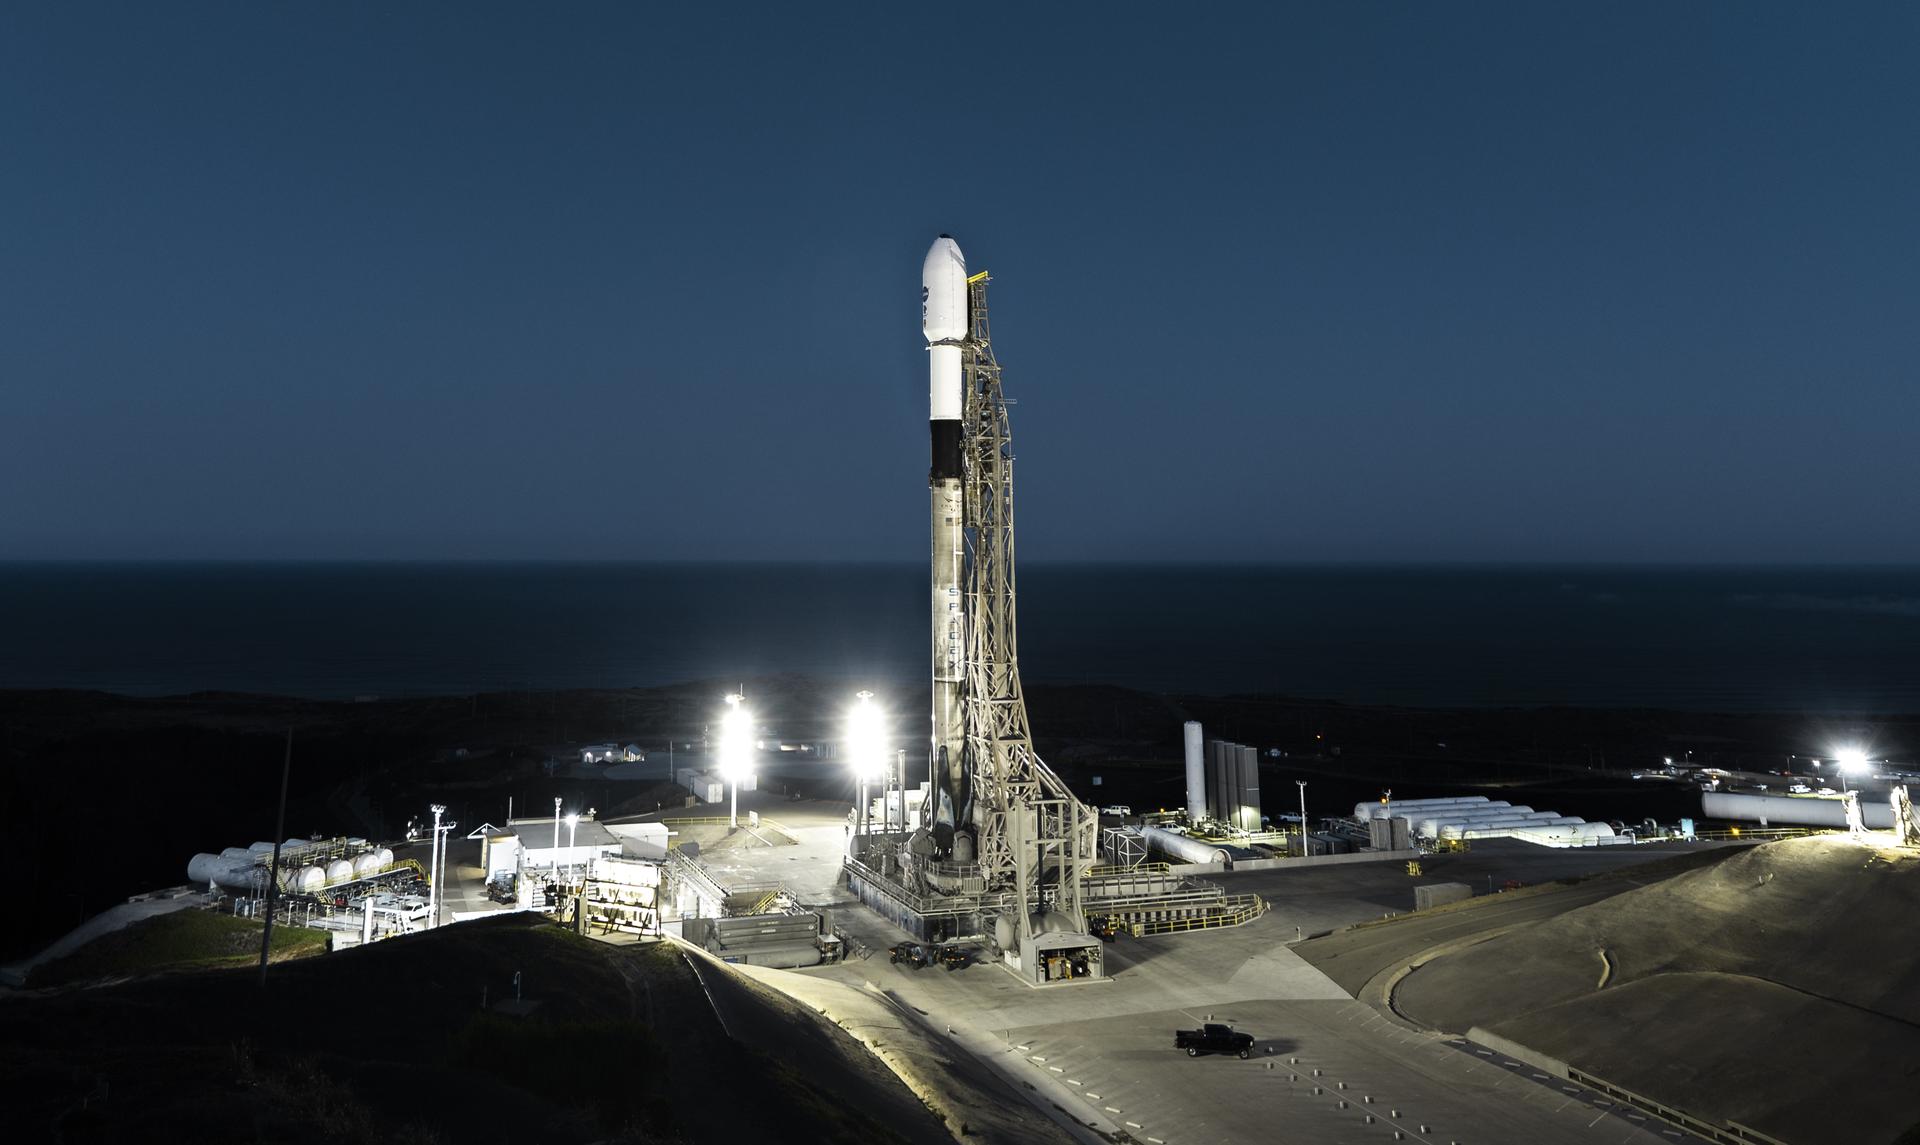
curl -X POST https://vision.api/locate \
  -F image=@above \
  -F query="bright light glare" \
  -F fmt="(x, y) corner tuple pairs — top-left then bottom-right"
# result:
(846, 690), (885, 780)
(1835, 749), (1870, 775)
(566, 813), (578, 828)
(717, 693), (753, 781)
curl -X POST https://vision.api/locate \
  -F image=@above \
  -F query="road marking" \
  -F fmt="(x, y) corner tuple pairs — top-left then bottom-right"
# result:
(1029, 1054), (1046, 1062)
(1048, 1066), (1063, 1073)
(1588, 1110), (1609, 1128)
(1104, 1106), (1122, 1113)
(1086, 1093), (1101, 1100)
(1065, 1079), (1081, 1086)
(1125, 1121), (1142, 1129)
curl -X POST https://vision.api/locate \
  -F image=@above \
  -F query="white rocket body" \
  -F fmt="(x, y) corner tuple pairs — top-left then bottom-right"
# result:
(924, 235), (968, 840)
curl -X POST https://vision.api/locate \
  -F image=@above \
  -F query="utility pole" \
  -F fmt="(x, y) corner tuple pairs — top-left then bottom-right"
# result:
(427, 804), (445, 928)
(1296, 780), (1309, 858)
(259, 729), (292, 988)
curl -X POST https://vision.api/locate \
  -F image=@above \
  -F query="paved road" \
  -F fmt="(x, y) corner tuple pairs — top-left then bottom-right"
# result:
(1003, 999), (1696, 1145)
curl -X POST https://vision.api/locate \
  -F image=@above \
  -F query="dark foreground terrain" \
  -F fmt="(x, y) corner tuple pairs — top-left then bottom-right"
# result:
(0, 912), (948, 1145)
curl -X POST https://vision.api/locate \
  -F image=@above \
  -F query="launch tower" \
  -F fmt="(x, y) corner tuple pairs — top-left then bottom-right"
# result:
(851, 235), (1103, 985)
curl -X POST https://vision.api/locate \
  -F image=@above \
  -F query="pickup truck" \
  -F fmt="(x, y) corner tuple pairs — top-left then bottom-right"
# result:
(1174, 1023), (1255, 1058)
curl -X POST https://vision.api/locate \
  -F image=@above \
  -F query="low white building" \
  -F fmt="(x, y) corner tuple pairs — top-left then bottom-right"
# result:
(485, 816), (623, 881)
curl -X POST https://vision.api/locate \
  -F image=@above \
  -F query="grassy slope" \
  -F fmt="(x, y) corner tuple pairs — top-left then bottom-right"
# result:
(28, 909), (328, 987)
(1393, 837), (1920, 1144)
(0, 914), (949, 1145)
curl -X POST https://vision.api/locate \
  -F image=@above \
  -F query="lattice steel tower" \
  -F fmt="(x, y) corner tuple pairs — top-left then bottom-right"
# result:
(957, 271), (1098, 948)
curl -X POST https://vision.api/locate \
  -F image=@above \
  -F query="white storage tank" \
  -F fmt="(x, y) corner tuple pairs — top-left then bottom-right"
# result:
(325, 859), (355, 885)
(220, 846), (255, 861)
(351, 852), (384, 879)
(370, 847), (395, 870)
(281, 865), (325, 894)
(1354, 796), (1491, 820)
(189, 853), (262, 890)
(1140, 826), (1231, 866)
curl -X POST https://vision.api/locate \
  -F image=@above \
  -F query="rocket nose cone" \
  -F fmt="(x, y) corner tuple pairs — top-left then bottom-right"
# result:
(924, 234), (966, 273)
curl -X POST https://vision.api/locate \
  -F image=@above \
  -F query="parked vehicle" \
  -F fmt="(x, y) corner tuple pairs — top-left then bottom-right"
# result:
(1100, 804), (1133, 818)
(1174, 1023), (1254, 1058)
(888, 942), (930, 970)
(937, 945), (972, 971)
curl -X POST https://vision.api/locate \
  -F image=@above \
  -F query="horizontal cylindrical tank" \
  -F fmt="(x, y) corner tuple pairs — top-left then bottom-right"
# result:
(188, 853), (263, 890)
(370, 847), (394, 870)
(279, 865), (325, 894)
(325, 859), (355, 884)
(1140, 826), (1231, 866)
(219, 847), (255, 861)
(1414, 807), (1530, 835)
(351, 852), (385, 879)
(249, 841), (277, 854)
(1354, 796), (1491, 820)
(1702, 791), (1893, 830)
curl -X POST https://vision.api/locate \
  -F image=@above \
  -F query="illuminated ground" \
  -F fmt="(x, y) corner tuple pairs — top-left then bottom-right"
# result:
(672, 811), (1730, 1144)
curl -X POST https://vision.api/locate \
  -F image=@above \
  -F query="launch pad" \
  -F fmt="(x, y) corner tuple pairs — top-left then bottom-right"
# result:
(845, 237), (1260, 985)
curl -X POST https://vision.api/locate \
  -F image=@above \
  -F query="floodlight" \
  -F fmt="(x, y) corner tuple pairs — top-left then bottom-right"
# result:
(1835, 749), (1870, 776)
(717, 693), (754, 828)
(846, 690), (885, 780)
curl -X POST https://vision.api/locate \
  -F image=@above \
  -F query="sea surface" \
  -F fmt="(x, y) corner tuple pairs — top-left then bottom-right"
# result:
(1, 562), (1917, 713)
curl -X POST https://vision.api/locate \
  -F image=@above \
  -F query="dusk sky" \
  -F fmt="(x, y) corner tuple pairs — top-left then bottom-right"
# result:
(4, 4), (1916, 563)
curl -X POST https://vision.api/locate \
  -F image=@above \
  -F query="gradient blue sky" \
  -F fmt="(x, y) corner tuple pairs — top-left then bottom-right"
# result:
(3, 3), (1916, 561)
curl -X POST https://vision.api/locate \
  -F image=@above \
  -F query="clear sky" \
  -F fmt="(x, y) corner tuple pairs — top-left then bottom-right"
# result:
(3, 3), (1916, 562)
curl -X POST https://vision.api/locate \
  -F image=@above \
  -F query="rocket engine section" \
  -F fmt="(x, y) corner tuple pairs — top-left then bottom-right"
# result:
(924, 234), (970, 853)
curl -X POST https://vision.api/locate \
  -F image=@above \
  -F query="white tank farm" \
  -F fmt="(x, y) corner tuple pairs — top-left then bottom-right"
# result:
(1415, 807), (1534, 836)
(1354, 796), (1492, 820)
(1395, 803), (1514, 830)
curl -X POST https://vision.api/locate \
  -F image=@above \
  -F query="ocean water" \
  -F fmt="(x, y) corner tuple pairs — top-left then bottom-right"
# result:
(1, 562), (1916, 713)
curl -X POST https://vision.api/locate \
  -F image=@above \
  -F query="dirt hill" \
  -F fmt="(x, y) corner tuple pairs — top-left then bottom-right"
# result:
(1394, 835), (1920, 1144)
(0, 914), (950, 1144)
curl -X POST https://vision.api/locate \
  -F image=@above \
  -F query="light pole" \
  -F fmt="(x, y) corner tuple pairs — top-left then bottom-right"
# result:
(847, 691), (883, 844)
(551, 797), (561, 883)
(1836, 749), (1872, 834)
(718, 693), (753, 829)
(428, 804), (445, 928)
(566, 813), (578, 880)
(1295, 781), (1308, 857)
